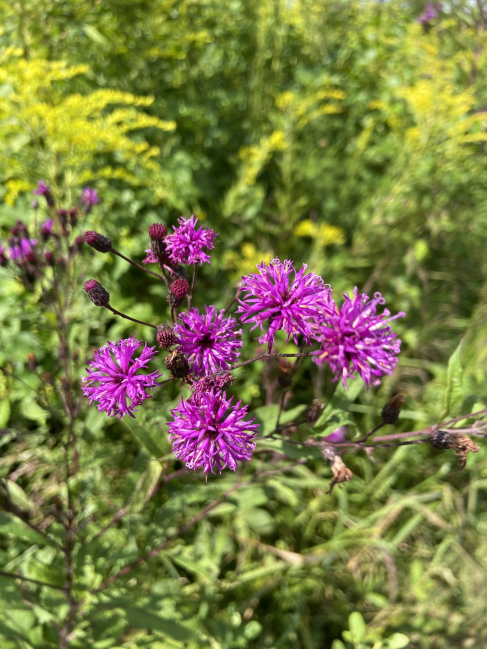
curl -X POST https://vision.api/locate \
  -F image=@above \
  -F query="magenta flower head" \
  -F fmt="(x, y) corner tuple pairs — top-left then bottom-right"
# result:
(81, 187), (99, 213)
(33, 180), (54, 207)
(175, 307), (242, 377)
(418, 3), (440, 24)
(237, 258), (333, 348)
(9, 238), (38, 263)
(40, 219), (54, 239)
(165, 215), (218, 266)
(168, 390), (258, 474)
(312, 288), (405, 389)
(82, 337), (163, 418)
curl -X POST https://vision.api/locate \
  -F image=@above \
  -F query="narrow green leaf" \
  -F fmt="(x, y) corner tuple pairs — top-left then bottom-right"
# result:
(123, 421), (165, 458)
(128, 461), (162, 513)
(443, 341), (463, 417)
(124, 607), (194, 641)
(82, 24), (109, 45)
(315, 380), (364, 427)
(0, 400), (10, 428)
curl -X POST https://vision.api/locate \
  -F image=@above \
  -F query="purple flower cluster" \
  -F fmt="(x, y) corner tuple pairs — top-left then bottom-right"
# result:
(165, 215), (218, 266)
(418, 3), (440, 24)
(311, 289), (405, 388)
(33, 180), (54, 207)
(168, 391), (258, 474)
(81, 187), (99, 213)
(82, 338), (163, 418)
(175, 307), (242, 377)
(8, 237), (38, 262)
(237, 258), (332, 348)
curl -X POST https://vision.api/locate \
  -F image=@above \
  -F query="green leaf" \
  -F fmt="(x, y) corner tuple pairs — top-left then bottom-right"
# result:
(331, 642), (347, 649)
(123, 420), (165, 458)
(315, 380), (364, 427)
(253, 405), (279, 436)
(124, 607), (194, 641)
(20, 399), (47, 424)
(0, 400), (10, 428)
(255, 436), (322, 460)
(386, 633), (410, 649)
(443, 341), (464, 417)
(127, 460), (162, 513)
(82, 24), (109, 45)
(348, 612), (366, 642)
(5, 481), (36, 513)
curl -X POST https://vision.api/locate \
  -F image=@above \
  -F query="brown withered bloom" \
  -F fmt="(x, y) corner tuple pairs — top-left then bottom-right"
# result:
(166, 349), (189, 379)
(381, 394), (404, 425)
(429, 430), (480, 469)
(322, 444), (353, 494)
(306, 399), (325, 423)
(278, 359), (294, 388)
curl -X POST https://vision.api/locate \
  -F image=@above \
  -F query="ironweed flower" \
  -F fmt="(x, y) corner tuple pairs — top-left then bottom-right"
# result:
(165, 215), (218, 266)
(81, 187), (99, 213)
(237, 258), (333, 347)
(312, 288), (405, 389)
(9, 238), (38, 263)
(40, 219), (54, 239)
(418, 3), (440, 24)
(33, 180), (54, 207)
(168, 390), (258, 473)
(190, 371), (234, 394)
(82, 337), (162, 418)
(175, 307), (242, 376)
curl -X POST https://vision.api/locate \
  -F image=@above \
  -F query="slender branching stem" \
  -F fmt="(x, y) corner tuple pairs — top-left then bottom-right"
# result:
(106, 305), (156, 329)
(0, 569), (67, 592)
(111, 248), (165, 281)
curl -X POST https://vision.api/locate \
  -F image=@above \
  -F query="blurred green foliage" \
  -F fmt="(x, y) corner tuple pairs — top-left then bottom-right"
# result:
(2, 0), (487, 647)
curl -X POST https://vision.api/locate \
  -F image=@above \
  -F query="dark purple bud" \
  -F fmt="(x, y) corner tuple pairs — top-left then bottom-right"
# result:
(165, 349), (189, 378)
(84, 231), (112, 253)
(33, 181), (54, 207)
(84, 279), (110, 307)
(381, 394), (404, 425)
(74, 235), (84, 252)
(44, 251), (55, 266)
(171, 279), (189, 300)
(149, 223), (167, 241)
(40, 219), (54, 239)
(81, 187), (99, 214)
(156, 324), (178, 350)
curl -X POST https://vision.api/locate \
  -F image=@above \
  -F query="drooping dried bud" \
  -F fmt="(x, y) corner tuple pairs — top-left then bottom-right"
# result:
(306, 399), (325, 423)
(429, 430), (480, 469)
(156, 324), (177, 350)
(27, 353), (36, 371)
(191, 371), (235, 394)
(321, 444), (353, 494)
(84, 231), (112, 253)
(381, 394), (404, 425)
(149, 223), (167, 241)
(165, 349), (189, 378)
(84, 279), (110, 307)
(278, 359), (294, 388)
(168, 279), (190, 307)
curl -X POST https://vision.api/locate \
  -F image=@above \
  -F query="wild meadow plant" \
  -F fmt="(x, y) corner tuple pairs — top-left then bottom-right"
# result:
(0, 182), (485, 647)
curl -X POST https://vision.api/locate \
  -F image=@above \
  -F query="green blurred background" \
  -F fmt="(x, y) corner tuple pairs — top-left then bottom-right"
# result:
(1, 1), (487, 647)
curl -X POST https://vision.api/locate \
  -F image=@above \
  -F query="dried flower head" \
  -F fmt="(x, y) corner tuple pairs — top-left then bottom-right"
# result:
(429, 430), (480, 469)
(168, 390), (258, 473)
(165, 215), (218, 266)
(190, 371), (235, 394)
(175, 307), (242, 377)
(381, 394), (404, 425)
(237, 258), (332, 348)
(312, 288), (405, 389)
(82, 337), (162, 418)
(166, 349), (190, 378)
(305, 399), (325, 423)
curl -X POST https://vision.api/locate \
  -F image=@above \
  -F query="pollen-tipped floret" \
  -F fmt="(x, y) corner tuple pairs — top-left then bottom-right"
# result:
(237, 258), (333, 347)
(82, 337), (162, 418)
(175, 307), (242, 377)
(165, 215), (218, 266)
(311, 288), (405, 389)
(167, 390), (258, 474)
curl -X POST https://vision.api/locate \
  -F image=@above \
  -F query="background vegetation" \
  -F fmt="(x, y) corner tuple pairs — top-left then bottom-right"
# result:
(1, 1), (487, 647)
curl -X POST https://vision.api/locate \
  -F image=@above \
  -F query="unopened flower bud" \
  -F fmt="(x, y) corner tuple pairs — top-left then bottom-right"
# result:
(84, 279), (110, 307)
(278, 359), (294, 388)
(306, 399), (325, 423)
(166, 349), (189, 378)
(149, 223), (167, 241)
(84, 231), (112, 253)
(168, 279), (190, 307)
(156, 324), (177, 350)
(381, 394), (404, 425)
(429, 430), (480, 469)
